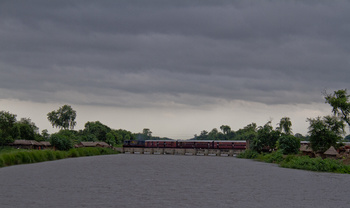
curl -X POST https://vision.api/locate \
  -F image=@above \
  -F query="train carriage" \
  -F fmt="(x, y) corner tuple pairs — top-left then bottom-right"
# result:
(123, 140), (145, 148)
(123, 140), (248, 150)
(194, 141), (214, 149)
(145, 140), (177, 148)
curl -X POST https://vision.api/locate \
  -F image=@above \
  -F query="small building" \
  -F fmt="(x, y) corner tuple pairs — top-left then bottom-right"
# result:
(74, 141), (111, 148)
(38, 141), (52, 149)
(323, 146), (339, 159)
(300, 145), (314, 157)
(9, 140), (41, 149)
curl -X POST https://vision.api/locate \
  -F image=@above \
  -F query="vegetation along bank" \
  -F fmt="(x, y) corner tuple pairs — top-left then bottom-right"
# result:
(0, 147), (119, 168)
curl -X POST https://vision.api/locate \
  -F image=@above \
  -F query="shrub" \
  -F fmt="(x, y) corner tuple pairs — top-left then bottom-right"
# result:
(68, 149), (80, 157)
(280, 156), (350, 173)
(261, 150), (284, 163)
(0, 156), (4, 167)
(16, 151), (32, 164)
(278, 135), (300, 155)
(237, 149), (259, 159)
(0, 147), (118, 168)
(44, 150), (56, 161)
(50, 134), (73, 151)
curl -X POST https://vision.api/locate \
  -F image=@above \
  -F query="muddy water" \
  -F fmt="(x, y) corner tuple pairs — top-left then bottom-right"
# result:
(0, 154), (350, 208)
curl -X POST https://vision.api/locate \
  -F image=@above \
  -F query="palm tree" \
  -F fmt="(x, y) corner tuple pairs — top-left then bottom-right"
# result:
(220, 125), (231, 135)
(277, 117), (292, 135)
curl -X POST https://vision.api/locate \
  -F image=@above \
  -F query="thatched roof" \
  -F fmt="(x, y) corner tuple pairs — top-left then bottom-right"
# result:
(10, 140), (41, 146)
(76, 142), (110, 148)
(300, 145), (313, 152)
(39, 141), (51, 146)
(95, 142), (110, 147)
(324, 146), (339, 156)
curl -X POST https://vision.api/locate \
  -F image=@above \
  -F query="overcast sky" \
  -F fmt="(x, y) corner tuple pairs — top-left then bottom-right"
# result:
(0, 1), (349, 139)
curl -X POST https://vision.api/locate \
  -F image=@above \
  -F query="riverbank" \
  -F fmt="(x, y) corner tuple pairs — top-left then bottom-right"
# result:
(0, 147), (119, 168)
(238, 150), (350, 174)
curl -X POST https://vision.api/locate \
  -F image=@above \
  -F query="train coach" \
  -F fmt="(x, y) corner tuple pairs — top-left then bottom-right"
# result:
(123, 140), (247, 150)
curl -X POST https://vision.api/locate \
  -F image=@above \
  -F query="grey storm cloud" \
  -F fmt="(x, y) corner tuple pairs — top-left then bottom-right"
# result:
(0, 0), (349, 107)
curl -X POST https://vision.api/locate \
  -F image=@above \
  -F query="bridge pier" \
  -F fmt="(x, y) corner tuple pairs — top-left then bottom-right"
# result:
(122, 147), (244, 156)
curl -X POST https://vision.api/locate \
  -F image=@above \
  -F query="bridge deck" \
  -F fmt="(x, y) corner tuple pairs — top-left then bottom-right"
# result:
(123, 147), (245, 156)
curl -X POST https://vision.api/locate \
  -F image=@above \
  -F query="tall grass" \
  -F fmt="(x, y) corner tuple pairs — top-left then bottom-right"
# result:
(238, 150), (350, 174)
(280, 156), (350, 174)
(0, 147), (119, 168)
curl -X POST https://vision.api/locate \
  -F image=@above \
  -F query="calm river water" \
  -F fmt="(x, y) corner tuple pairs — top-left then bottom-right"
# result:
(0, 154), (350, 208)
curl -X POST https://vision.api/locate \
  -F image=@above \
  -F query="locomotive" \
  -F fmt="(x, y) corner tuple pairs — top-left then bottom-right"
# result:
(123, 140), (247, 150)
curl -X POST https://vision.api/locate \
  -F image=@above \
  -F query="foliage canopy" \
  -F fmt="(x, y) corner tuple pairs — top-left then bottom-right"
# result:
(47, 105), (77, 130)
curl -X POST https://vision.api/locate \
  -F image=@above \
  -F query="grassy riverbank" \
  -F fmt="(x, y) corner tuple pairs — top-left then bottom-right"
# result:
(238, 150), (350, 174)
(0, 147), (119, 168)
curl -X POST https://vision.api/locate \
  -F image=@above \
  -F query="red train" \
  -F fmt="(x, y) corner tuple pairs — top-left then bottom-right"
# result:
(124, 140), (247, 150)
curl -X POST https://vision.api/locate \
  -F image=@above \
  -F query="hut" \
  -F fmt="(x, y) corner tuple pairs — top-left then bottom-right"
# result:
(38, 141), (52, 150)
(323, 146), (339, 159)
(74, 141), (110, 148)
(9, 140), (41, 149)
(300, 145), (314, 157)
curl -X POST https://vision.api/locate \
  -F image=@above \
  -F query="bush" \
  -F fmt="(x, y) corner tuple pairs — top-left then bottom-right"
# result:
(278, 135), (300, 155)
(50, 134), (73, 151)
(0, 156), (4, 167)
(261, 150), (284, 163)
(16, 151), (32, 164)
(280, 156), (350, 173)
(237, 149), (259, 159)
(0, 147), (118, 168)
(68, 149), (80, 157)
(44, 150), (56, 161)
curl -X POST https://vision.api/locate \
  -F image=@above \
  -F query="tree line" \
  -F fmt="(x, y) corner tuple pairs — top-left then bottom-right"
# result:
(1, 89), (350, 153)
(192, 89), (350, 154)
(0, 104), (170, 151)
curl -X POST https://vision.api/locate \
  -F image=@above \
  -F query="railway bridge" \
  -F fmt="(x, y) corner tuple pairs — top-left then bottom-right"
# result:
(122, 147), (245, 157)
(121, 140), (249, 157)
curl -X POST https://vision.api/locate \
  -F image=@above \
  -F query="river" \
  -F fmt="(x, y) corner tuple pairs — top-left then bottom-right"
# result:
(0, 154), (349, 208)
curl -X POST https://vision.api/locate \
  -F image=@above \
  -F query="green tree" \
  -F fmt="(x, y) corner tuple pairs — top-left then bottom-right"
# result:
(294, 133), (308, 141)
(41, 129), (50, 140)
(142, 128), (152, 140)
(83, 121), (111, 141)
(220, 125), (233, 140)
(208, 128), (219, 140)
(235, 123), (257, 141)
(277, 117), (293, 135)
(113, 129), (135, 143)
(0, 111), (17, 145)
(12, 118), (39, 141)
(277, 134), (300, 155)
(105, 132), (116, 146)
(251, 121), (280, 153)
(325, 89), (350, 127)
(220, 125), (231, 135)
(50, 133), (73, 151)
(307, 115), (345, 152)
(47, 105), (77, 130)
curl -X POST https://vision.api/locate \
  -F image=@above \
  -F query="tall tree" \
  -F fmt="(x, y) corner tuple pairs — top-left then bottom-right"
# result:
(235, 123), (257, 141)
(142, 128), (152, 140)
(83, 121), (111, 141)
(47, 105), (77, 130)
(277, 117), (293, 135)
(251, 121), (280, 153)
(220, 125), (231, 135)
(208, 128), (219, 140)
(0, 111), (17, 145)
(324, 89), (350, 127)
(307, 115), (345, 152)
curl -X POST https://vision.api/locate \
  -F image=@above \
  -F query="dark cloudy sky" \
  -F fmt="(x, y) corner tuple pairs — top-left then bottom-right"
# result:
(0, 1), (349, 138)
